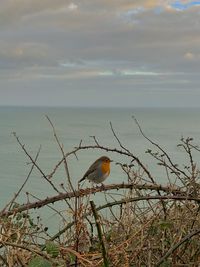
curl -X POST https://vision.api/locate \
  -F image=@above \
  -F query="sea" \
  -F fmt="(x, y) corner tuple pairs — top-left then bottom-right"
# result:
(1, 106), (200, 232)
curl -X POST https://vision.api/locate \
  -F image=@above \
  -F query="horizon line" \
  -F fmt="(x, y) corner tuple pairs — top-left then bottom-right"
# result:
(0, 105), (200, 109)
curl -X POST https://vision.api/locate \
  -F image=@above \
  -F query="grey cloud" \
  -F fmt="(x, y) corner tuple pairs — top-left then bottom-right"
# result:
(0, 0), (200, 107)
(0, 0), (70, 26)
(0, 42), (57, 71)
(1, 6), (200, 73)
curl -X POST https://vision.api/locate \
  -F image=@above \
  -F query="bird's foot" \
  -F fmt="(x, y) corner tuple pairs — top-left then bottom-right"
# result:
(100, 183), (106, 190)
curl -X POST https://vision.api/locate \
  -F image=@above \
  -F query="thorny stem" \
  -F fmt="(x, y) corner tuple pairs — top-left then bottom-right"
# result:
(0, 183), (186, 217)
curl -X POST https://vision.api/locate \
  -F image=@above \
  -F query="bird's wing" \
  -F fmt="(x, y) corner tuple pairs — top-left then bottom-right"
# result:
(78, 160), (99, 183)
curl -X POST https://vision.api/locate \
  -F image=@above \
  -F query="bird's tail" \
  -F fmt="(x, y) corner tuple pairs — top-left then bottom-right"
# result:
(78, 176), (86, 183)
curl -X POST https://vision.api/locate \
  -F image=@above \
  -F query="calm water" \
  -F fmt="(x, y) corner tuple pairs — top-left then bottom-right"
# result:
(1, 106), (200, 230)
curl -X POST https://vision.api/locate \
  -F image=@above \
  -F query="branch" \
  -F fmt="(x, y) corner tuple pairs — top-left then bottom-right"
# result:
(132, 116), (190, 179)
(51, 191), (200, 241)
(78, 144), (156, 185)
(46, 115), (75, 193)
(0, 182), (197, 217)
(90, 200), (109, 267)
(2, 145), (41, 213)
(156, 228), (200, 266)
(12, 132), (61, 194)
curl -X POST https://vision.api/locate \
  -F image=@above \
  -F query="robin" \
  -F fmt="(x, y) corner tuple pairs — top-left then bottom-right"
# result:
(79, 156), (112, 184)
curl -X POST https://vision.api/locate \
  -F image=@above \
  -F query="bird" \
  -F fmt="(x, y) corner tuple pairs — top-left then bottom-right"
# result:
(79, 156), (112, 184)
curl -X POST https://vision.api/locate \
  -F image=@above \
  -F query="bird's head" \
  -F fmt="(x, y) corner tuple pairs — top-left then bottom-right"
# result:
(100, 156), (112, 164)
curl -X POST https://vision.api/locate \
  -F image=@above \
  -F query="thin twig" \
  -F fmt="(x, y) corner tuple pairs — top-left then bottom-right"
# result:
(133, 116), (190, 179)
(2, 145), (41, 214)
(156, 228), (200, 266)
(12, 132), (61, 194)
(45, 115), (75, 193)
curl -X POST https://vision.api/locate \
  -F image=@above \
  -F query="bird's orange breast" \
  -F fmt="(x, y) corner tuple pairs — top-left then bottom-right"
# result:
(101, 161), (110, 175)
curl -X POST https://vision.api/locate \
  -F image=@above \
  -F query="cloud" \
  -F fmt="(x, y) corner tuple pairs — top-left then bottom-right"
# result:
(1, 1), (200, 70)
(0, 41), (54, 69)
(58, 59), (162, 79)
(0, 0), (200, 107)
(0, 0), (74, 26)
(68, 3), (78, 11)
(184, 52), (200, 61)
(1, 0), (199, 29)
(184, 52), (195, 60)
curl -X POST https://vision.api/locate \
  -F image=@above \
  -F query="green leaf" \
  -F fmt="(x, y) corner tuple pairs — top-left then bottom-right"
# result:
(46, 241), (59, 258)
(160, 260), (171, 267)
(159, 220), (173, 230)
(69, 253), (76, 264)
(28, 256), (52, 267)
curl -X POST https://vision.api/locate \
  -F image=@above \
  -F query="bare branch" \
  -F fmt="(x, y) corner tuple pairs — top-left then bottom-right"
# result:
(0, 182), (194, 217)
(2, 145), (41, 214)
(12, 132), (61, 194)
(133, 115), (190, 179)
(46, 115), (75, 193)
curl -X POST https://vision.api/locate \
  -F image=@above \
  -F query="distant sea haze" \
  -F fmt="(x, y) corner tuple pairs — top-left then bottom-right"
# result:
(0, 106), (200, 207)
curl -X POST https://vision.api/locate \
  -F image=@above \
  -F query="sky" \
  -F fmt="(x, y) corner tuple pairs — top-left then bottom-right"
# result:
(0, 0), (200, 107)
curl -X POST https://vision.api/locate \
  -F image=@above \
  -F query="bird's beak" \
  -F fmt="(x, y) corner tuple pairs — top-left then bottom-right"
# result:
(110, 160), (113, 162)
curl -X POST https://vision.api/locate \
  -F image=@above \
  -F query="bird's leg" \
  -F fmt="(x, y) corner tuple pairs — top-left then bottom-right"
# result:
(95, 183), (100, 189)
(91, 181), (96, 191)
(100, 183), (105, 190)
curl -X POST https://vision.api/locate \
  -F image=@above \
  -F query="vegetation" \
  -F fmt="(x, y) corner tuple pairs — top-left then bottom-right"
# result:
(1, 117), (200, 266)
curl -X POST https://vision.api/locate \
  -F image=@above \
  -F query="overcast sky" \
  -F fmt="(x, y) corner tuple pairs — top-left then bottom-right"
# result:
(0, 0), (200, 107)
